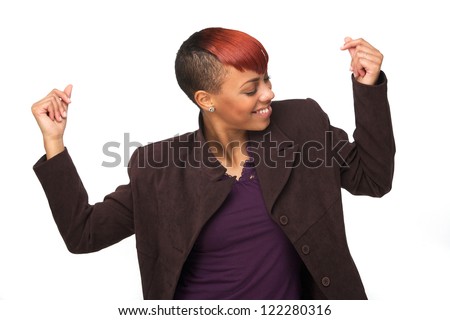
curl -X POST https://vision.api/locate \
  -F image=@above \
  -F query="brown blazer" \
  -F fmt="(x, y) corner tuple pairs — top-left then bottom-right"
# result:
(34, 72), (395, 299)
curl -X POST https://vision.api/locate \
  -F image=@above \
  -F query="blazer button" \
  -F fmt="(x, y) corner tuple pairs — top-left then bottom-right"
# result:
(301, 245), (310, 255)
(279, 215), (289, 226)
(321, 277), (331, 287)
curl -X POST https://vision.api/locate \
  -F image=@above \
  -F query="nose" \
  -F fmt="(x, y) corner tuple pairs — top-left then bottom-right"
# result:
(260, 82), (275, 103)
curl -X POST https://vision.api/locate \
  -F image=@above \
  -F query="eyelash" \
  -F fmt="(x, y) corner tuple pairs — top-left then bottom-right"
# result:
(245, 76), (271, 96)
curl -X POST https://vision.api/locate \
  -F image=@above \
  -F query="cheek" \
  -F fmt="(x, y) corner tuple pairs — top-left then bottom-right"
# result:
(221, 97), (255, 116)
(238, 96), (258, 111)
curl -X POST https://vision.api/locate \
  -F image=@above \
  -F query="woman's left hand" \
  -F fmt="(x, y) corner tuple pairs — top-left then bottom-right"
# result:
(340, 37), (383, 85)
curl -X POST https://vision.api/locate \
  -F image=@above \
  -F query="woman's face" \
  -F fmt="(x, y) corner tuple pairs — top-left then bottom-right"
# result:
(209, 66), (275, 132)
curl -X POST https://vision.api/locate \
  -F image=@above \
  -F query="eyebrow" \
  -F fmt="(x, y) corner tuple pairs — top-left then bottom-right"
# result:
(240, 77), (260, 88)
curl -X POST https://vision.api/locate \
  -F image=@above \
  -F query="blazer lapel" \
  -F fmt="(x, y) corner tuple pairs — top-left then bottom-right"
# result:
(170, 114), (299, 253)
(249, 122), (299, 214)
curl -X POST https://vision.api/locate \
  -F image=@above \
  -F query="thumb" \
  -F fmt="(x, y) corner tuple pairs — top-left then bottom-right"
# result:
(344, 36), (352, 43)
(342, 37), (356, 57)
(64, 84), (73, 98)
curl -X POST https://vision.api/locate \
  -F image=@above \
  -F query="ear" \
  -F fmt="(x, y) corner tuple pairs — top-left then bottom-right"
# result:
(194, 90), (214, 112)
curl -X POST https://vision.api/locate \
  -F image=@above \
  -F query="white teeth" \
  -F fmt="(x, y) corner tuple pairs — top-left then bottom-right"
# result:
(257, 107), (269, 114)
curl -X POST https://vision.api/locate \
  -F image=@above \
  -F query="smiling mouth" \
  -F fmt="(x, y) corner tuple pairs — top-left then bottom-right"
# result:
(252, 106), (271, 114)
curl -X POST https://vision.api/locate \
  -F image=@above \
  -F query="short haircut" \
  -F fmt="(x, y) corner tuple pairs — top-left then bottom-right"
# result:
(175, 27), (269, 105)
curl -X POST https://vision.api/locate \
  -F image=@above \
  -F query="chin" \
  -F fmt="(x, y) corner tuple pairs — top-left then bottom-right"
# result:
(248, 118), (271, 132)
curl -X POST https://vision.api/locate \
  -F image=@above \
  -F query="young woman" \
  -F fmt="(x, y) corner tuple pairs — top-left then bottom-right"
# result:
(32, 27), (394, 299)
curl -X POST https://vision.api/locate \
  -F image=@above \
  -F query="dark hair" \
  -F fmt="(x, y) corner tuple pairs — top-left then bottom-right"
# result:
(175, 27), (269, 105)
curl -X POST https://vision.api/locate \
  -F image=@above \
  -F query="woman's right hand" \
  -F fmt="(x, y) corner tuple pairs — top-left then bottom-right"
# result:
(31, 85), (73, 159)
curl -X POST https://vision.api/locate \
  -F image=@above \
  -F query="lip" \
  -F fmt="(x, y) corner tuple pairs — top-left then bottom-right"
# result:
(252, 105), (272, 118)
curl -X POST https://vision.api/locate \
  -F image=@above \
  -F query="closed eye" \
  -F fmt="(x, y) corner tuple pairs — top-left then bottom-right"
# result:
(243, 75), (271, 96)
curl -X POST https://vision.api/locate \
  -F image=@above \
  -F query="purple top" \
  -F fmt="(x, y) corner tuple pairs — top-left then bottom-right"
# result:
(174, 161), (303, 299)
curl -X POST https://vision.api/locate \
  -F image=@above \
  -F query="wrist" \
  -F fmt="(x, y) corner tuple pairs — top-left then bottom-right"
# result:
(43, 138), (65, 160)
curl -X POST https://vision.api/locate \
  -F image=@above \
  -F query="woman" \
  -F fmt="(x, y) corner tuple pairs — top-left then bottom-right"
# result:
(32, 27), (395, 299)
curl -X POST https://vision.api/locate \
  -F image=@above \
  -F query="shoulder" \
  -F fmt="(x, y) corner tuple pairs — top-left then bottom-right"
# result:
(270, 98), (330, 139)
(128, 131), (197, 170)
(271, 98), (328, 123)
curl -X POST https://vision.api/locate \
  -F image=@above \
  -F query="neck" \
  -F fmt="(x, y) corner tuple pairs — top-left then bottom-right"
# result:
(203, 117), (249, 169)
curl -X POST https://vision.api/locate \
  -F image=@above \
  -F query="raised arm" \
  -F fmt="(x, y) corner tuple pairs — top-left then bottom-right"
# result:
(32, 86), (135, 253)
(338, 38), (395, 196)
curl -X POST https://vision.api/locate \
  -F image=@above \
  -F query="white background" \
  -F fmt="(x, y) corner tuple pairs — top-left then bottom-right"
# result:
(0, 0), (449, 311)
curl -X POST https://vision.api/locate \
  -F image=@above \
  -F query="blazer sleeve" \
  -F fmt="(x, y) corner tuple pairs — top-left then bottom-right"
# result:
(336, 71), (395, 197)
(33, 148), (135, 253)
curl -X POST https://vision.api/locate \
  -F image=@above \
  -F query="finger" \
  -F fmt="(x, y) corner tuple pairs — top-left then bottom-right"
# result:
(342, 38), (362, 73)
(60, 103), (68, 119)
(341, 38), (376, 51)
(62, 85), (73, 118)
(341, 37), (356, 58)
(49, 88), (71, 104)
(352, 48), (383, 73)
(350, 55), (366, 78)
(351, 61), (366, 78)
(341, 37), (354, 51)
(64, 84), (73, 99)
(58, 95), (69, 118)
(50, 95), (65, 122)
(342, 39), (381, 68)
(47, 100), (55, 121)
(351, 55), (382, 84)
(355, 50), (382, 64)
(355, 57), (381, 75)
(364, 59), (381, 74)
(344, 36), (352, 43)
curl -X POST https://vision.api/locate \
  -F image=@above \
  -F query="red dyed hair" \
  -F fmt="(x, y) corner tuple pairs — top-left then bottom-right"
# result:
(198, 28), (269, 74)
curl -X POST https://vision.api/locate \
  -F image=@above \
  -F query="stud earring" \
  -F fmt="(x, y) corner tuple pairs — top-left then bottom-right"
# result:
(208, 106), (215, 112)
